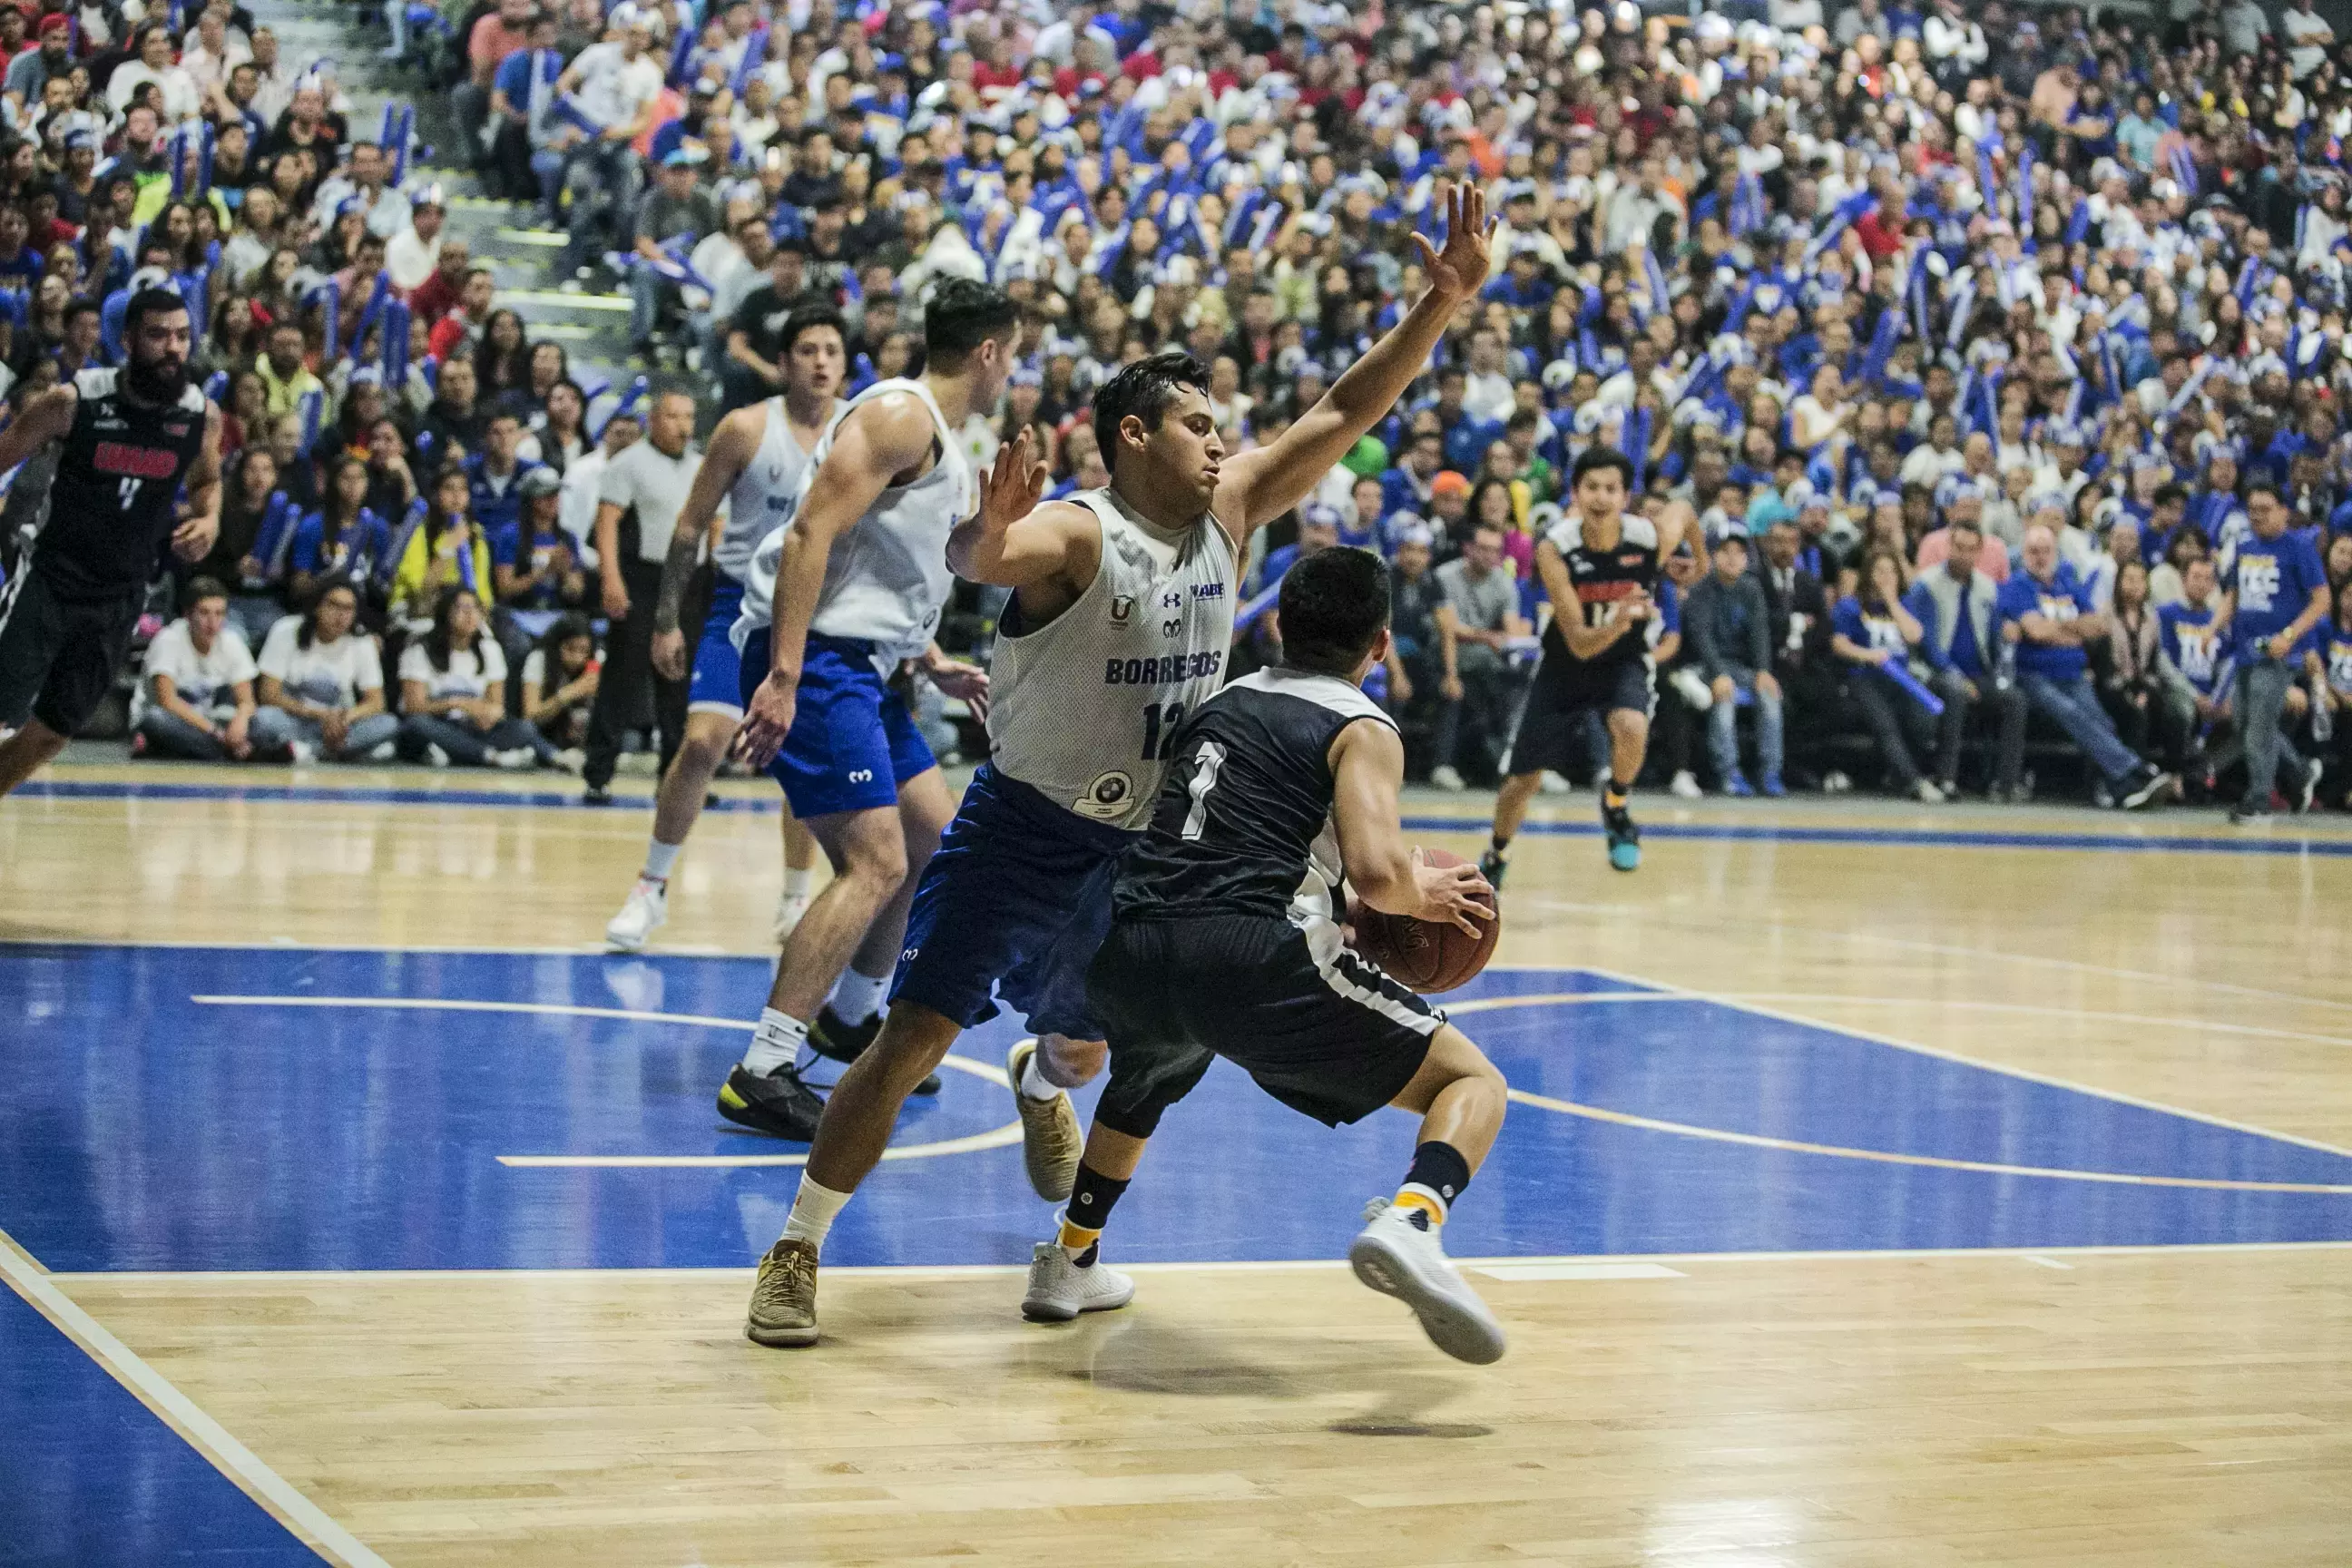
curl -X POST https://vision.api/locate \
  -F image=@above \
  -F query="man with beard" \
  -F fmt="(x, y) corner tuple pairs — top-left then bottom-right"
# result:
(0, 289), (223, 797)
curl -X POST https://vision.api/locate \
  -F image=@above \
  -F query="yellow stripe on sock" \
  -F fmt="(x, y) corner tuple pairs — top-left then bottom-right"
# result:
(1057, 1217), (1103, 1251)
(1393, 1190), (1446, 1226)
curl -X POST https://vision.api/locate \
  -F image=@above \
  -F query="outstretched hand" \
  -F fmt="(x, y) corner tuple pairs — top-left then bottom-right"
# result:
(1412, 181), (1497, 302)
(977, 426), (1051, 538)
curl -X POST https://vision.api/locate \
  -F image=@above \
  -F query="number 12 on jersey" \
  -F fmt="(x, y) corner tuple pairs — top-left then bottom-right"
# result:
(1139, 700), (1186, 760)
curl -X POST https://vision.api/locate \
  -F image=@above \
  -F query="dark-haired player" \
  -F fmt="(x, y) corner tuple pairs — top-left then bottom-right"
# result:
(744, 185), (1496, 1349)
(710, 277), (1009, 1139)
(1023, 546), (1510, 1363)
(0, 288), (221, 798)
(603, 303), (847, 956)
(1480, 446), (1691, 878)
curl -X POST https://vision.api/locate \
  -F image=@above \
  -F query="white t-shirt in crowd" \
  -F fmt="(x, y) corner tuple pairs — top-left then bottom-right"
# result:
(569, 41), (664, 132)
(135, 618), (257, 721)
(398, 639), (509, 710)
(257, 615), (384, 710)
(599, 437), (703, 564)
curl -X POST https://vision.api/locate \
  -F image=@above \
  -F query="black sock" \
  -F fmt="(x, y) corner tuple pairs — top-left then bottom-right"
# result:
(1402, 1141), (1472, 1209)
(1060, 1162), (1132, 1258)
(1489, 832), (1510, 854)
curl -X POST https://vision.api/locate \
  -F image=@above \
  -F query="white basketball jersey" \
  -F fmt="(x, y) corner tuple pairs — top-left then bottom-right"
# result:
(985, 485), (1238, 828)
(715, 395), (838, 583)
(731, 377), (975, 671)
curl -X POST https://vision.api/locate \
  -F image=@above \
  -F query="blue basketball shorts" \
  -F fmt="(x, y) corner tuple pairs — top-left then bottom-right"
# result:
(890, 763), (1133, 1043)
(687, 577), (746, 719)
(737, 628), (935, 817)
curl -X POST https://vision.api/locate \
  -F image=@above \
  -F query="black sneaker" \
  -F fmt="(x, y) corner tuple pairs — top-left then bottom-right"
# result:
(2229, 801), (2275, 827)
(581, 785), (614, 807)
(717, 1063), (824, 1140)
(1477, 847), (1508, 890)
(808, 1006), (940, 1095)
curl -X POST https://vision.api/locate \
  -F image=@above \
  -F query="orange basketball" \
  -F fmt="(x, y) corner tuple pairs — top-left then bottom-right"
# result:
(1351, 848), (1500, 994)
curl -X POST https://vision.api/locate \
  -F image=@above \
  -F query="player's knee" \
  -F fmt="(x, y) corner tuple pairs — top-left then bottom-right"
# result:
(837, 823), (909, 891)
(869, 1007), (956, 1089)
(1040, 1034), (1105, 1088)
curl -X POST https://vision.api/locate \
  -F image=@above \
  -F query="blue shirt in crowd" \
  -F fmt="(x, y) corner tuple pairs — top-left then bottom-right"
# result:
(2225, 526), (2326, 662)
(2158, 598), (2227, 697)
(1997, 563), (2096, 683)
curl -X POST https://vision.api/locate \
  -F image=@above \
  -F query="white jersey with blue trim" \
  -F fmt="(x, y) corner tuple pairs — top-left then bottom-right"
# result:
(731, 377), (975, 671)
(715, 395), (840, 583)
(985, 485), (1239, 828)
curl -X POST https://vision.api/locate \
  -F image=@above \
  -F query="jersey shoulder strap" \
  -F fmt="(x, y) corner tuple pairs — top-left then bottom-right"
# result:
(74, 367), (118, 401)
(1225, 666), (1397, 732)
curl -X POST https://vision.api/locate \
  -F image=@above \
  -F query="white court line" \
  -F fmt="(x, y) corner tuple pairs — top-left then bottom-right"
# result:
(52, 1239), (2352, 1288)
(0, 1232), (388, 1568)
(1452, 990), (2352, 1050)
(1558, 961), (2352, 1161)
(2023, 1255), (2075, 1270)
(1522, 897), (2352, 1017)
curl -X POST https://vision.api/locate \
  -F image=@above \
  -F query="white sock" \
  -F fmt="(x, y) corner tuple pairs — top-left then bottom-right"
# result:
(1018, 1050), (1061, 1102)
(782, 866), (814, 898)
(828, 966), (887, 1025)
(780, 1173), (850, 1250)
(642, 839), (681, 881)
(742, 1007), (808, 1075)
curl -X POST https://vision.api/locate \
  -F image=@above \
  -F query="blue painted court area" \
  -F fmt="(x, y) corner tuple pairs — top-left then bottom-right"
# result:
(0, 1288), (318, 1567)
(4, 944), (2350, 1273)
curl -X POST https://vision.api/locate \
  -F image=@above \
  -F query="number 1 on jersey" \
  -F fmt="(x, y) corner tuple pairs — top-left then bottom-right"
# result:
(1180, 739), (1226, 840)
(119, 477), (140, 510)
(1139, 700), (1185, 760)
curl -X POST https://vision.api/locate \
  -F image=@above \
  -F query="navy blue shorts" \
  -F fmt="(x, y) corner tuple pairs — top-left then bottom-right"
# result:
(737, 627), (935, 817)
(688, 578), (747, 719)
(890, 763), (1133, 1042)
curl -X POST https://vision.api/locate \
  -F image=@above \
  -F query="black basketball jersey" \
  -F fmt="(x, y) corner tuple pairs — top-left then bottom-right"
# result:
(1538, 510), (1661, 670)
(31, 368), (211, 598)
(1112, 665), (1396, 923)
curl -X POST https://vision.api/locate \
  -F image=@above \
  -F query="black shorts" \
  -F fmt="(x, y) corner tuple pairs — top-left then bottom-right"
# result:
(0, 570), (142, 735)
(1086, 913), (1445, 1137)
(1506, 653), (1653, 776)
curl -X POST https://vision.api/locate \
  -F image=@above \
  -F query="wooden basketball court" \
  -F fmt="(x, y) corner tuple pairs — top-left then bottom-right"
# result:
(5, 759), (2350, 1566)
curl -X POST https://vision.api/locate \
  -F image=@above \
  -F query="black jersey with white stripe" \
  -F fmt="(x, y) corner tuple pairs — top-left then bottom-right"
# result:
(1111, 665), (1396, 923)
(33, 369), (211, 598)
(1539, 511), (1661, 671)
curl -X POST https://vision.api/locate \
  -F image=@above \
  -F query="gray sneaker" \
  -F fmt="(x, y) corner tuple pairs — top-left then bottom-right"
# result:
(1348, 1200), (1506, 1365)
(1020, 1239), (1134, 1322)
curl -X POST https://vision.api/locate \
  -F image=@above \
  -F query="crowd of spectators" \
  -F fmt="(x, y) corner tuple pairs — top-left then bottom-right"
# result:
(7, 0), (2352, 817)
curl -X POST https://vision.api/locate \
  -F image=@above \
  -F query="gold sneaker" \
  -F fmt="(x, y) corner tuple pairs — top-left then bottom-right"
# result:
(1007, 1038), (1083, 1202)
(746, 1237), (819, 1348)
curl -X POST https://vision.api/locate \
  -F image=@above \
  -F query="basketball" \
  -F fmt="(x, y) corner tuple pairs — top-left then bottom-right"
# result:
(1352, 849), (1500, 994)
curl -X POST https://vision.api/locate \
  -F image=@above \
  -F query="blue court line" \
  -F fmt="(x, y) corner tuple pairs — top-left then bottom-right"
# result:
(15, 777), (2352, 857)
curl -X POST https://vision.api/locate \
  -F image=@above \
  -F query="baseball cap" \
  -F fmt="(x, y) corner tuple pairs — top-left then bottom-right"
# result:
(519, 466), (562, 499)
(1430, 470), (1471, 498)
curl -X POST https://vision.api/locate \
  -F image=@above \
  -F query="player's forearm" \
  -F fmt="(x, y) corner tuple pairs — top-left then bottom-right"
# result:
(1324, 281), (1460, 435)
(651, 524), (701, 634)
(763, 523), (833, 682)
(593, 512), (624, 587)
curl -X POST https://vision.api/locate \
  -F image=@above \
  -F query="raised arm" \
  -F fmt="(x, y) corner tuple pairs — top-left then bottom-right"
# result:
(1211, 183), (1495, 538)
(732, 394), (937, 769)
(0, 384), (76, 477)
(946, 426), (1100, 593)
